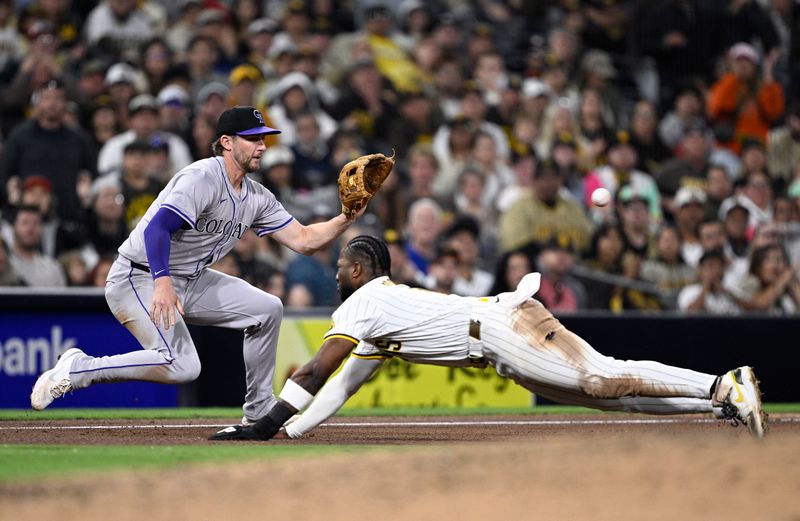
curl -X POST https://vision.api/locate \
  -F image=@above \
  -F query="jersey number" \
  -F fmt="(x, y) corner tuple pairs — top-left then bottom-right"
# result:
(375, 339), (402, 352)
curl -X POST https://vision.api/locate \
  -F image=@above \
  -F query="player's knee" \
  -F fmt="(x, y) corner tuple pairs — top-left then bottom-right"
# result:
(256, 292), (283, 326)
(165, 354), (201, 383)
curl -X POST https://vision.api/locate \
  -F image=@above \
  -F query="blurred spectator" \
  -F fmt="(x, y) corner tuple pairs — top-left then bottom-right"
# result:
(739, 139), (769, 179)
(97, 94), (192, 177)
(190, 114), (217, 161)
(673, 186), (708, 267)
(629, 100), (672, 175)
(104, 62), (140, 128)
(580, 0), (636, 56)
(88, 255), (115, 287)
(0, 0), (23, 78)
(707, 42), (784, 155)
(535, 237), (587, 312)
(285, 205), (339, 307)
(286, 282), (315, 308)
(1, 80), (95, 223)
(738, 170), (774, 232)
(425, 246), (460, 294)
(658, 84), (706, 150)
(549, 132), (584, 204)
(399, 143), (451, 213)
(584, 130), (662, 224)
(432, 116), (477, 196)
(8, 205), (66, 287)
(83, 175), (126, 264)
(185, 34), (228, 100)
(444, 216), (494, 297)
(431, 56), (465, 121)
(705, 163), (734, 219)
(575, 222), (626, 310)
(194, 81), (230, 124)
(270, 71), (337, 146)
(156, 84), (191, 142)
(734, 243), (800, 314)
(467, 131), (515, 209)
(500, 158), (592, 255)
(0, 236), (25, 286)
(86, 101), (121, 157)
(383, 228), (423, 287)
(84, 0), (156, 59)
(404, 197), (445, 275)
(386, 90), (439, 155)
(141, 38), (174, 96)
(719, 195), (752, 280)
(655, 121), (714, 213)
(15, 175), (83, 258)
(611, 250), (664, 311)
(115, 139), (164, 231)
(328, 58), (395, 144)
(245, 17), (279, 75)
(291, 111), (335, 190)
(232, 229), (275, 286)
(58, 250), (90, 287)
(252, 264), (287, 303)
(575, 87), (612, 169)
(578, 50), (626, 129)
(767, 100), (800, 182)
(616, 186), (654, 257)
(677, 249), (742, 315)
(489, 249), (533, 295)
(640, 224), (696, 294)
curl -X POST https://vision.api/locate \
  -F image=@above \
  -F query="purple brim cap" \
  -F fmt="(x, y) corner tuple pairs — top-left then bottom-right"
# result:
(238, 125), (281, 136)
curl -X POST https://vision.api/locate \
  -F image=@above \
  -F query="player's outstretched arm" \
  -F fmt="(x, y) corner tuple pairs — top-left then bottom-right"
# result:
(285, 355), (384, 438)
(270, 208), (365, 256)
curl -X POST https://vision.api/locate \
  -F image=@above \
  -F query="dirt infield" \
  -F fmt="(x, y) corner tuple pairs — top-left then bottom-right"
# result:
(2, 414), (799, 520)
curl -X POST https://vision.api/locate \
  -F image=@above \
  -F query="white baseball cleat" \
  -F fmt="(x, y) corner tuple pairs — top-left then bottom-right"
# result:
(713, 366), (767, 439)
(30, 348), (84, 410)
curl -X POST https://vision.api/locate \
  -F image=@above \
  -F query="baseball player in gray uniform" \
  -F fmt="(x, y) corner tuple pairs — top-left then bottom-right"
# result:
(31, 106), (365, 424)
(211, 235), (767, 441)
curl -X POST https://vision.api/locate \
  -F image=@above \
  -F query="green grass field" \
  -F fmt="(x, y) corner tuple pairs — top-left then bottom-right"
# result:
(2, 404), (798, 483)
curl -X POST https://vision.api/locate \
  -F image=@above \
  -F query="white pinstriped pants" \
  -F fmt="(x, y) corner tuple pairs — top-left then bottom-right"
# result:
(473, 299), (717, 414)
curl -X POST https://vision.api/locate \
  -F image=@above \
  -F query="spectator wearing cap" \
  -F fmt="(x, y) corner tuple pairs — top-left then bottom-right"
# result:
(84, 0), (155, 57)
(629, 100), (672, 175)
(767, 101), (800, 181)
(540, 52), (580, 111)
(616, 185), (653, 258)
(97, 94), (193, 178)
(269, 71), (338, 146)
(673, 186), (708, 267)
(114, 139), (165, 230)
(578, 49), (626, 130)
(535, 236), (587, 312)
(444, 216), (494, 297)
(499, 158), (592, 255)
(14, 175), (84, 259)
(519, 78), (552, 130)
(719, 195), (751, 279)
(195, 81), (230, 124)
(655, 121), (718, 211)
(228, 64), (278, 148)
(394, 0), (432, 51)
(707, 42), (784, 154)
(677, 249), (742, 315)
(104, 62), (141, 126)
(584, 130), (662, 224)
(186, 35), (228, 101)
(0, 80), (95, 224)
(8, 205), (66, 287)
(157, 84), (191, 140)
(550, 131), (585, 204)
(640, 224), (696, 296)
(245, 17), (279, 74)
(73, 60), (108, 112)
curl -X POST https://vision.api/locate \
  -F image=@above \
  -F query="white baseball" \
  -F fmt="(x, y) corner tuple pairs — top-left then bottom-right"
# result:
(591, 187), (611, 207)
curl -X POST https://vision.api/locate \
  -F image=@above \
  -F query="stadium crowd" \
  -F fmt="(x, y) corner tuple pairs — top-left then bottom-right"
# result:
(0, 0), (799, 315)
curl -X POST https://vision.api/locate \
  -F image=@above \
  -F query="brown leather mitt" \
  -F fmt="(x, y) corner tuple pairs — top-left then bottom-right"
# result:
(337, 151), (395, 217)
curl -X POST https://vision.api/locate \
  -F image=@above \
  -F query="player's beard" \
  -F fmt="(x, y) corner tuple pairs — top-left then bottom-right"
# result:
(338, 280), (356, 302)
(233, 147), (260, 173)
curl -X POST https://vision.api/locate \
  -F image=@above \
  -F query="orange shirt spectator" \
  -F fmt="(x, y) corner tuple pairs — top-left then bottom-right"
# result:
(707, 43), (784, 154)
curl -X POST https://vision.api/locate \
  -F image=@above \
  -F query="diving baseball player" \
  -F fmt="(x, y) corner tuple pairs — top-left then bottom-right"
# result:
(211, 235), (767, 441)
(31, 106), (366, 423)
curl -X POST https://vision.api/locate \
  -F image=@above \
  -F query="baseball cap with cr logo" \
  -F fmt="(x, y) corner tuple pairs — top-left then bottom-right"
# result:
(215, 106), (281, 138)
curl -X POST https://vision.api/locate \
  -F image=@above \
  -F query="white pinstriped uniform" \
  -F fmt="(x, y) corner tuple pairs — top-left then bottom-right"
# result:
(325, 275), (717, 414)
(67, 157), (294, 421)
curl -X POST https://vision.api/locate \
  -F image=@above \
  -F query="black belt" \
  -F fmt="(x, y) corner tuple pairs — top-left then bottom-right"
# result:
(130, 260), (150, 273)
(469, 319), (481, 340)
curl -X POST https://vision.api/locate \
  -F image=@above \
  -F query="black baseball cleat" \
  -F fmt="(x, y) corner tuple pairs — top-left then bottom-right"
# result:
(209, 425), (270, 441)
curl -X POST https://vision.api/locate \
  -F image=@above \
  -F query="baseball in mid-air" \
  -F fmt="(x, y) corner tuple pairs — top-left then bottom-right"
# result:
(591, 187), (611, 207)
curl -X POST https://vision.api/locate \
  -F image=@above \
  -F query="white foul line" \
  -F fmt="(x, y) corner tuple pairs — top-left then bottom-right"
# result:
(0, 416), (799, 431)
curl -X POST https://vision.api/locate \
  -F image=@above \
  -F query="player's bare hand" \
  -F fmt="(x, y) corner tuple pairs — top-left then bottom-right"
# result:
(150, 277), (184, 330)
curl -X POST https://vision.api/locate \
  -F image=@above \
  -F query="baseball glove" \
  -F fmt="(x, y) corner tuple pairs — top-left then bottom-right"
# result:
(337, 151), (395, 217)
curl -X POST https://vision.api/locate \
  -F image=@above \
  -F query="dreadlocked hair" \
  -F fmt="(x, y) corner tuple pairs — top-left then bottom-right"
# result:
(345, 235), (392, 278)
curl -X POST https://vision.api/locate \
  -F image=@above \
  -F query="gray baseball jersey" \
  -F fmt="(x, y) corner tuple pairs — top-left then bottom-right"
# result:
(65, 156), (292, 422)
(118, 157), (293, 276)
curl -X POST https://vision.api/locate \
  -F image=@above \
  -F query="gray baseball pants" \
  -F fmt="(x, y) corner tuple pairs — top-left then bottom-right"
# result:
(67, 258), (282, 421)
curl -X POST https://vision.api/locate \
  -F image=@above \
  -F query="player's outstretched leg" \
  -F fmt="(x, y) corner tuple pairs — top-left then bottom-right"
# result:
(30, 348), (85, 410)
(712, 366), (767, 439)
